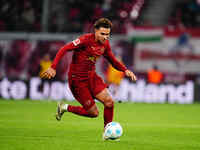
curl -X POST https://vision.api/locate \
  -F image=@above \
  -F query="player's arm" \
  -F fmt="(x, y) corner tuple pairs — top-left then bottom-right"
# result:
(103, 42), (137, 81)
(40, 36), (86, 79)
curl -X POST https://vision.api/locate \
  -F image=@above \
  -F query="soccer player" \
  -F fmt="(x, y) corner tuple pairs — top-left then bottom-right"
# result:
(40, 18), (137, 139)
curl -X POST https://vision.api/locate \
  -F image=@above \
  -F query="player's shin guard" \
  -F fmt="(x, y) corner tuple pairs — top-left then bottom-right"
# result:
(67, 105), (91, 117)
(104, 106), (114, 127)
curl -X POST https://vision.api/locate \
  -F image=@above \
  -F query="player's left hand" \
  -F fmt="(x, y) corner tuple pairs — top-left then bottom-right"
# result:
(125, 70), (137, 82)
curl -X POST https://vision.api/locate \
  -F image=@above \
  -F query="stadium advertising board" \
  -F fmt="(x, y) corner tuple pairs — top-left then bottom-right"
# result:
(0, 77), (195, 104)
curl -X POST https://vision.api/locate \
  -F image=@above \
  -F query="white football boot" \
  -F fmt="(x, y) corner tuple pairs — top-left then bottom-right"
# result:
(56, 101), (68, 121)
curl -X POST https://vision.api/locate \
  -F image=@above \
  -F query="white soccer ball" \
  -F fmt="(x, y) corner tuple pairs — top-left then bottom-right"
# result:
(104, 122), (123, 139)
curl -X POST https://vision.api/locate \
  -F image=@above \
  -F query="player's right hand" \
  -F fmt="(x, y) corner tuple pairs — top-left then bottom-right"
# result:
(125, 70), (137, 82)
(40, 67), (56, 79)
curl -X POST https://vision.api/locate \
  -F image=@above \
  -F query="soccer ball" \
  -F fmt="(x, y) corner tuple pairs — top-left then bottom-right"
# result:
(104, 122), (123, 140)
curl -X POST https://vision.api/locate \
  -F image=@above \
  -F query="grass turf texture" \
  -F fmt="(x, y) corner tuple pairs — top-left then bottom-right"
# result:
(0, 99), (200, 150)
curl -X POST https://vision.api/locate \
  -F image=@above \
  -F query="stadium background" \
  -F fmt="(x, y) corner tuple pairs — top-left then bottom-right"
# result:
(0, 1), (200, 150)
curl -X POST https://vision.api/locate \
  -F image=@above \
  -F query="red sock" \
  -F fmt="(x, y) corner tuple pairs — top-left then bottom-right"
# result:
(104, 106), (114, 127)
(67, 105), (90, 117)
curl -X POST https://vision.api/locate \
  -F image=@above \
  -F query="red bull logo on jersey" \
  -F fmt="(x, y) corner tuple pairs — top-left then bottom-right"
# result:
(88, 56), (96, 62)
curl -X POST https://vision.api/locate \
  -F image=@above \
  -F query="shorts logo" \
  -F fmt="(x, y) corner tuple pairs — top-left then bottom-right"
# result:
(72, 39), (80, 46)
(100, 47), (105, 53)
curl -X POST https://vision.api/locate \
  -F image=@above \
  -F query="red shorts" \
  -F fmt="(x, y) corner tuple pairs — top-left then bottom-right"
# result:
(68, 72), (107, 110)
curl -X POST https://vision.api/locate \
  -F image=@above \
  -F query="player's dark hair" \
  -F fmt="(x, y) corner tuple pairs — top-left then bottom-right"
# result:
(94, 18), (112, 29)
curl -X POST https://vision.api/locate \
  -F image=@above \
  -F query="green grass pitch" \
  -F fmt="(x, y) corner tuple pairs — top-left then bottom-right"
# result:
(0, 99), (200, 150)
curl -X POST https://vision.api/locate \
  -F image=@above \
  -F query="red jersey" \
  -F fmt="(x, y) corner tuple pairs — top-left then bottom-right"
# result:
(51, 33), (127, 79)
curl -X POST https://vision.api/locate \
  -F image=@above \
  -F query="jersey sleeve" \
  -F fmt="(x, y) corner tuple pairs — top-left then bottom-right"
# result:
(103, 42), (127, 72)
(51, 35), (87, 69)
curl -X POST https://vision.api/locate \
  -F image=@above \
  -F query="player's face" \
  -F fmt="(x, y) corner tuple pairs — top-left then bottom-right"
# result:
(95, 27), (111, 44)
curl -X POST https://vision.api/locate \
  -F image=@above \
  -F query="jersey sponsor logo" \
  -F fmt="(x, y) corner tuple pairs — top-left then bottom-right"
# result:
(88, 56), (96, 62)
(72, 38), (80, 46)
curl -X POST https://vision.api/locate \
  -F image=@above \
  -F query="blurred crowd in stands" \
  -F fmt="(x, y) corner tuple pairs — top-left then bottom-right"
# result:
(169, 0), (200, 28)
(0, 40), (72, 80)
(0, 0), (41, 32)
(0, 0), (143, 33)
(0, 0), (200, 33)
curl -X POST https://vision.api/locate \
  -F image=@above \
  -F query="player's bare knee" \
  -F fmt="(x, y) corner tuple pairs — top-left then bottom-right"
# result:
(88, 109), (99, 118)
(87, 104), (99, 117)
(104, 98), (114, 108)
